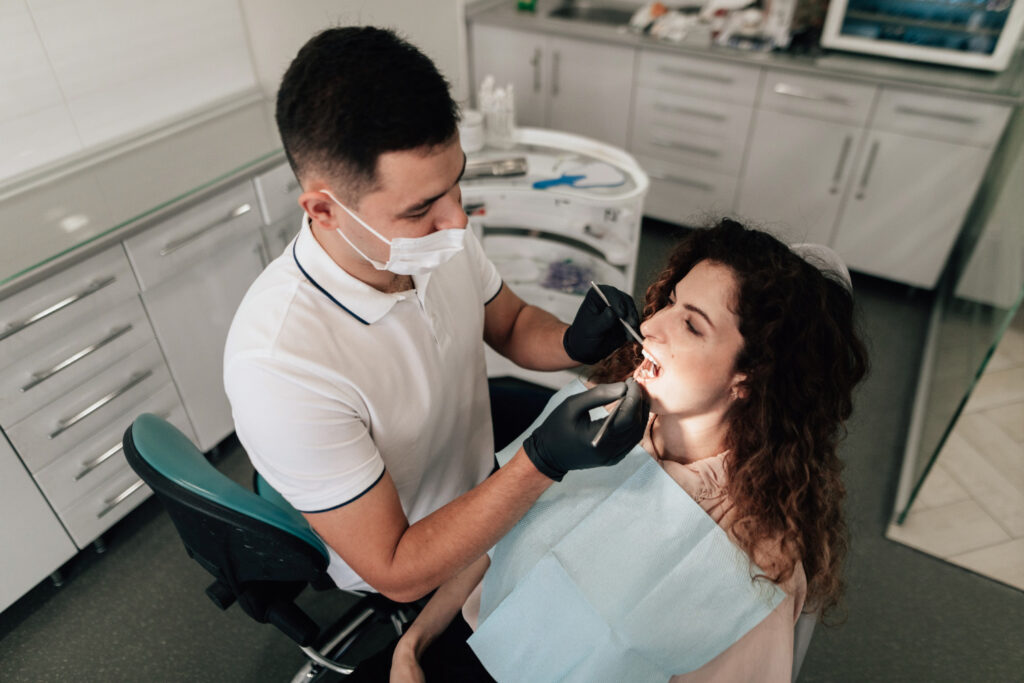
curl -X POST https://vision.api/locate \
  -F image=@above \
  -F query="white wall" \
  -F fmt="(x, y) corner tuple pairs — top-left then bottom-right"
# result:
(0, 0), (257, 184)
(238, 0), (471, 105)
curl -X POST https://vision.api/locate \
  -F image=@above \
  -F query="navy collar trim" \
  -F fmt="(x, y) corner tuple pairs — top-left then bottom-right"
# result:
(292, 240), (370, 326)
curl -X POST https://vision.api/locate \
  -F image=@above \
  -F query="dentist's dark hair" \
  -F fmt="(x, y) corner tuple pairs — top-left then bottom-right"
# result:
(591, 219), (869, 625)
(275, 26), (459, 202)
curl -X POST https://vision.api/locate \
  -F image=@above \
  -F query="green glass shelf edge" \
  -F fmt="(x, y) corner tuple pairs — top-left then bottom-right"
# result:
(1, 148), (284, 288)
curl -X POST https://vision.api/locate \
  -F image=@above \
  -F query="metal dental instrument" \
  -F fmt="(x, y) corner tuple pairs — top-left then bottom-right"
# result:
(591, 392), (624, 447)
(589, 281), (645, 346)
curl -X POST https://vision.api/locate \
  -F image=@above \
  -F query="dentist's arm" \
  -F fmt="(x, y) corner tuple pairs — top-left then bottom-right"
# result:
(485, 283), (639, 369)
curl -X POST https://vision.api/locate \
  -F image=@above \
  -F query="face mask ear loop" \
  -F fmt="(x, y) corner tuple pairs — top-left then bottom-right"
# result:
(321, 190), (393, 246)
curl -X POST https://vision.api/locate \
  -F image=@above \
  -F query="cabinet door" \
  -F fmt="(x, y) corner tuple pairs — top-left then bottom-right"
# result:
(141, 231), (265, 451)
(470, 25), (547, 127)
(545, 35), (635, 148)
(832, 130), (992, 289)
(0, 433), (76, 612)
(736, 109), (861, 246)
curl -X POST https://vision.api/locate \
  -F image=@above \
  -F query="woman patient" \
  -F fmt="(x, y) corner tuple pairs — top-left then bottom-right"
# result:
(385, 219), (869, 682)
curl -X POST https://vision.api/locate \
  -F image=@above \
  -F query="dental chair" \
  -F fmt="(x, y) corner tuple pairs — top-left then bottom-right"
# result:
(122, 413), (417, 681)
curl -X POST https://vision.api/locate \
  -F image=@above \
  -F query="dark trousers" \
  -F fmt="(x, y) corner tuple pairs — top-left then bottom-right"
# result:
(346, 613), (495, 682)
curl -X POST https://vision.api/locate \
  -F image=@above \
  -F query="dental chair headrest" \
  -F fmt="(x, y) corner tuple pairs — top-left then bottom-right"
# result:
(789, 243), (853, 293)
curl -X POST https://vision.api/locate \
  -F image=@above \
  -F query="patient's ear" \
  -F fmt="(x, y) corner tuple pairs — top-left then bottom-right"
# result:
(730, 374), (748, 401)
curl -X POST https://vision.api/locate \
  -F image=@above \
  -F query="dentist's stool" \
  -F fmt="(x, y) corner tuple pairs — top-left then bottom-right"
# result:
(123, 413), (415, 680)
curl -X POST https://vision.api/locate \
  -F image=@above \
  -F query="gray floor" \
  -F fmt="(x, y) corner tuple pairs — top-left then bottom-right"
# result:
(2, 219), (1023, 682)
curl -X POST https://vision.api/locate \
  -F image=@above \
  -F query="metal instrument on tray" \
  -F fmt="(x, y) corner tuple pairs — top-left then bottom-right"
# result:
(463, 157), (528, 180)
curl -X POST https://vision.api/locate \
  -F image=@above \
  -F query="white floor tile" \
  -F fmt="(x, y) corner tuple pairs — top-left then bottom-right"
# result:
(941, 431), (1024, 537)
(912, 461), (970, 511)
(984, 402), (1024, 443)
(948, 538), (1024, 591)
(955, 412), (1024, 493)
(963, 367), (1024, 413)
(886, 499), (1010, 558)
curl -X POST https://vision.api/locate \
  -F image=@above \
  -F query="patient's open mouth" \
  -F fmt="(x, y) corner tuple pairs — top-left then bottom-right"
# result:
(637, 350), (661, 381)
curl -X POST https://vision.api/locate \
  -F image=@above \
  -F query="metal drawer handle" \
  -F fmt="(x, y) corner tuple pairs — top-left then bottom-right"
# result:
(855, 140), (881, 200)
(654, 103), (727, 122)
(651, 139), (721, 158)
(552, 51), (561, 97)
(22, 324), (134, 392)
(159, 203), (252, 257)
(0, 276), (117, 342)
(97, 479), (146, 518)
(656, 65), (734, 84)
(75, 409), (169, 481)
(773, 83), (850, 106)
(49, 370), (153, 439)
(76, 443), (123, 481)
(530, 48), (541, 93)
(647, 171), (714, 192)
(830, 135), (853, 195)
(894, 106), (978, 125)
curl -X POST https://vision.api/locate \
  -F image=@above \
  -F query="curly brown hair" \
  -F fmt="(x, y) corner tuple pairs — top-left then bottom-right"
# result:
(591, 219), (869, 622)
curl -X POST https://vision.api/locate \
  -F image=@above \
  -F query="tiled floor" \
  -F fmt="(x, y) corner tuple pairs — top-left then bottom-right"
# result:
(887, 308), (1024, 590)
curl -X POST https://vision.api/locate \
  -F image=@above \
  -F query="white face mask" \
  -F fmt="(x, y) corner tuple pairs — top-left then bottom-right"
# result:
(322, 190), (466, 276)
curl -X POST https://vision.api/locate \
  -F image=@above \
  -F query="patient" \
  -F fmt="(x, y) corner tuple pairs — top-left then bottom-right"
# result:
(379, 219), (869, 682)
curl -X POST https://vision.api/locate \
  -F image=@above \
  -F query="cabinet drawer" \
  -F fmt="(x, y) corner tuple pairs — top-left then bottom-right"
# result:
(34, 382), (191, 510)
(872, 89), (1011, 147)
(0, 297), (154, 426)
(58, 465), (152, 548)
(637, 51), (760, 106)
(0, 246), (138, 363)
(262, 217), (302, 261)
(759, 70), (876, 126)
(636, 154), (738, 226)
(7, 341), (171, 472)
(632, 88), (751, 174)
(254, 162), (303, 225)
(123, 182), (263, 291)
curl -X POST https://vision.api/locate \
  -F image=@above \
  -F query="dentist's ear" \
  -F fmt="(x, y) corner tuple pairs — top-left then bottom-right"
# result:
(299, 191), (342, 229)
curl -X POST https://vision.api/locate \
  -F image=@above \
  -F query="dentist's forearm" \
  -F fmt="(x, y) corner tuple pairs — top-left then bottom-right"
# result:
(494, 305), (577, 370)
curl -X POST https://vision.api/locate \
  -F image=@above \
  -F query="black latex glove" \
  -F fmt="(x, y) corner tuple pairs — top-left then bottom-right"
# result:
(563, 284), (640, 365)
(523, 379), (650, 482)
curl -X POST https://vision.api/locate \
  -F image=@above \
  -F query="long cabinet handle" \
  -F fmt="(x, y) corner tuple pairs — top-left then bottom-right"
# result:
(76, 443), (123, 481)
(97, 479), (146, 518)
(75, 410), (170, 481)
(656, 65), (733, 84)
(49, 370), (153, 439)
(159, 203), (252, 257)
(552, 51), (561, 97)
(895, 105), (978, 125)
(0, 276), (117, 342)
(654, 103), (727, 122)
(530, 48), (541, 93)
(651, 139), (721, 158)
(830, 136), (853, 195)
(773, 83), (849, 106)
(22, 324), (134, 392)
(855, 140), (881, 200)
(647, 171), (714, 192)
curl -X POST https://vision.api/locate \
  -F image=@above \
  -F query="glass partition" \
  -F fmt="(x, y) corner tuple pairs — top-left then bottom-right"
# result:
(895, 105), (1024, 521)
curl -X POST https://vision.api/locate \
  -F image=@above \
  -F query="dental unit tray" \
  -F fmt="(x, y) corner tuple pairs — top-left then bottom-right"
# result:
(463, 157), (528, 180)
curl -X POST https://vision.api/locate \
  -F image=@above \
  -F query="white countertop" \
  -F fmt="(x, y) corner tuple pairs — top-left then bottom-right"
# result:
(0, 93), (284, 296)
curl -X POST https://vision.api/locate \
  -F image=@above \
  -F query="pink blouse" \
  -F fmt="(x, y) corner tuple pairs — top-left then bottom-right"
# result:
(463, 452), (807, 682)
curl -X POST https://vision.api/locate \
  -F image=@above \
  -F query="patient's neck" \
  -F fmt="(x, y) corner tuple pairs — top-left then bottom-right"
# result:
(648, 412), (729, 465)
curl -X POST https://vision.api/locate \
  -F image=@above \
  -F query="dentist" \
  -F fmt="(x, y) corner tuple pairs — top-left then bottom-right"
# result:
(223, 26), (648, 604)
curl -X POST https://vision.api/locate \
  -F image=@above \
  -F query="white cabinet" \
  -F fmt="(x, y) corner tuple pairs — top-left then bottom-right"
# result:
(832, 125), (996, 288)
(737, 109), (863, 246)
(630, 50), (760, 226)
(123, 181), (265, 451)
(0, 432), (76, 612)
(254, 162), (304, 260)
(469, 25), (635, 148)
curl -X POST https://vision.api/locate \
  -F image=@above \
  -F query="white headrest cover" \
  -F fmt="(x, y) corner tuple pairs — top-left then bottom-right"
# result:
(789, 243), (853, 293)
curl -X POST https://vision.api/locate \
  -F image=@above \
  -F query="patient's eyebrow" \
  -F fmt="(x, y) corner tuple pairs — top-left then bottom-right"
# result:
(684, 303), (715, 329)
(399, 154), (467, 215)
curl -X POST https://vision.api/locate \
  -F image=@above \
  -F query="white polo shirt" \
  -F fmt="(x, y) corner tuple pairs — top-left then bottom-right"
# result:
(224, 216), (502, 591)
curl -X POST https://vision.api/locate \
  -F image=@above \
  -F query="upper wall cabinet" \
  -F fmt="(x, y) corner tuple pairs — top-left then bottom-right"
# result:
(469, 24), (635, 148)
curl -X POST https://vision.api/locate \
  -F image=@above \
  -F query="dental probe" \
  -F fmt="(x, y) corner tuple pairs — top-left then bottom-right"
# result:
(591, 389), (625, 447)
(587, 281), (661, 367)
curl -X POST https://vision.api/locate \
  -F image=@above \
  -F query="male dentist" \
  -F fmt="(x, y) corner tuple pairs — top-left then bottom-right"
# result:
(224, 26), (648, 603)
